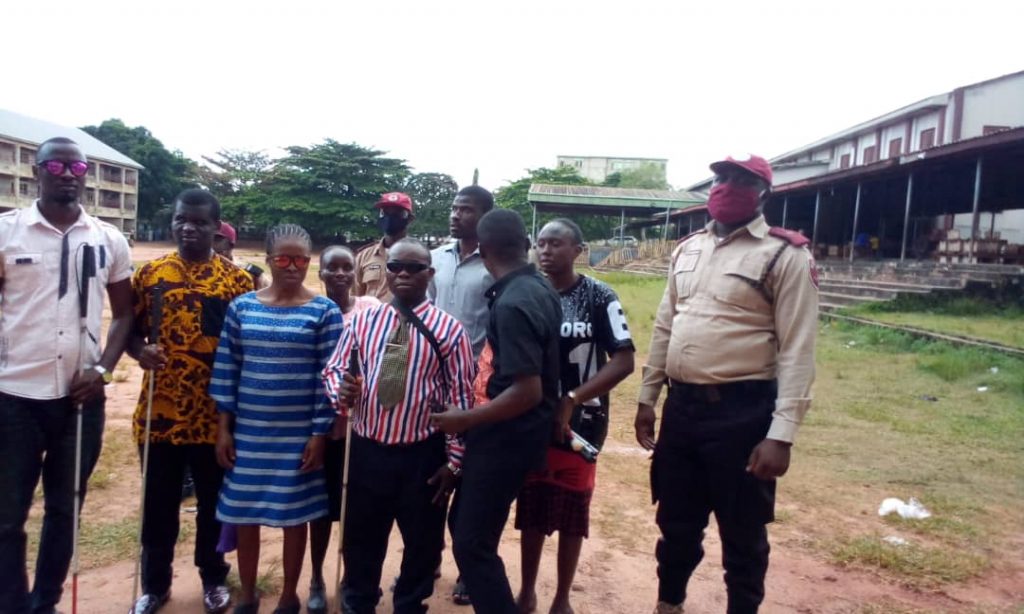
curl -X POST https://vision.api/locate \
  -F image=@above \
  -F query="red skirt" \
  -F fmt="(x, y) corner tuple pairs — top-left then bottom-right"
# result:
(515, 447), (596, 538)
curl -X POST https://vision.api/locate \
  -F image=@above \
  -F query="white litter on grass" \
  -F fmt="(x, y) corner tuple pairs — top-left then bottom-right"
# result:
(883, 536), (909, 546)
(847, 341), (857, 347)
(990, 367), (999, 374)
(977, 386), (989, 392)
(878, 497), (932, 519)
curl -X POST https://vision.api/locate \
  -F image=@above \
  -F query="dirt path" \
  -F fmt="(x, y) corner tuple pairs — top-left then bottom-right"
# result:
(55, 366), (1023, 614)
(41, 242), (1024, 613)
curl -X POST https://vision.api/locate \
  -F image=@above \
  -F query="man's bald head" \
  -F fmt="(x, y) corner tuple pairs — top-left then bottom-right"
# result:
(388, 238), (432, 263)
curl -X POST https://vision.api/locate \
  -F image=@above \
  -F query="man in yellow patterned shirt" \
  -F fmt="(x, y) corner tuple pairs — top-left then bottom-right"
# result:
(126, 189), (253, 614)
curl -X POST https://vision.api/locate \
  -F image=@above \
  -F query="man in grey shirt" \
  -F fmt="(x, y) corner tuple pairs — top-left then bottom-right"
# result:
(427, 185), (494, 607)
(429, 185), (495, 359)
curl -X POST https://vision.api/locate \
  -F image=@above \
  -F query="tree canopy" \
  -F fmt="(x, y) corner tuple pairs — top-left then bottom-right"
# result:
(80, 119), (197, 222)
(603, 162), (670, 190)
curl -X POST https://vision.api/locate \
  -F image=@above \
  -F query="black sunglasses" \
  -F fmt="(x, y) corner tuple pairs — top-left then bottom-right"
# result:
(386, 261), (430, 274)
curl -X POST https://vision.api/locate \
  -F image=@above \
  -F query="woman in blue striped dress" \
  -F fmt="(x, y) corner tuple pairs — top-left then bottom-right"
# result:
(211, 224), (343, 614)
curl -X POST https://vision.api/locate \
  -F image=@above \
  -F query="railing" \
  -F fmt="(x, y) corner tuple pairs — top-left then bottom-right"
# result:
(598, 239), (674, 267)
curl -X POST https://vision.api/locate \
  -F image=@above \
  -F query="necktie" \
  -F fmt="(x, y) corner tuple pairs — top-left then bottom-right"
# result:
(377, 316), (410, 409)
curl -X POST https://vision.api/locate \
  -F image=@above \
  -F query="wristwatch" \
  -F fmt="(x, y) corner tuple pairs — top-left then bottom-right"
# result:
(567, 390), (579, 403)
(93, 365), (114, 384)
(446, 461), (462, 477)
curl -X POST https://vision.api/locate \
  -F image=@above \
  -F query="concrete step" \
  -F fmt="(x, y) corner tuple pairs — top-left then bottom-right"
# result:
(817, 291), (887, 307)
(818, 278), (950, 292)
(817, 282), (931, 300)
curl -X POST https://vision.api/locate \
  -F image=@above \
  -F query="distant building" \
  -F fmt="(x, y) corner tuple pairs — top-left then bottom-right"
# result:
(0, 109), (142, 234)
(689, 69), (1024, 194)
(677, 69), (1024, 260)
(557, 155), (668, 184)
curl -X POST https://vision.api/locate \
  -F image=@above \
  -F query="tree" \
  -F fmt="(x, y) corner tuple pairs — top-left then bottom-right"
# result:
(254, 140), (411, 241)
(603, 162), (670, 190)
(80, 119), (198, 222)
(404, 172), (459, 242)
(493, 166), (615, 240)
(198, 149), (275, 228)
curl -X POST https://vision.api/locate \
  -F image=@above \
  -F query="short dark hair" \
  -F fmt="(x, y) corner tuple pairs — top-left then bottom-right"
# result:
(478, 209), (528, 263)
(388, 237), (432, 263)
(174, 188), (222, 222)
(319, 244), (354, 267)
(36, 137), (81, 161)
(545, 218), (584, 245)
(455, 185), (495, 213)
(265, 223), (312, 254)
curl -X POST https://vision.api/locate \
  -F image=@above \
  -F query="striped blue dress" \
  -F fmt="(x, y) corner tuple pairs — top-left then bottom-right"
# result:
(210, 292), (343, 527)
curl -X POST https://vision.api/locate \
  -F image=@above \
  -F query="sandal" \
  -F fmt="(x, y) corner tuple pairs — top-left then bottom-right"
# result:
(452, 578), (471, 606)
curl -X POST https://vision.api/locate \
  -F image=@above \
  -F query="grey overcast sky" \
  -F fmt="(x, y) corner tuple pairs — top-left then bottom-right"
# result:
(5, 0), (1021, 190)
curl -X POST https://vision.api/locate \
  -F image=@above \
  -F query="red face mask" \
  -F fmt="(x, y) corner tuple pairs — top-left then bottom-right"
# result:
(706, 182), (762, 225)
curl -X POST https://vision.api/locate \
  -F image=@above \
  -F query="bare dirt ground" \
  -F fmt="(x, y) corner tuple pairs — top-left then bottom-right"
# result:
(35, 243), (1023, 613)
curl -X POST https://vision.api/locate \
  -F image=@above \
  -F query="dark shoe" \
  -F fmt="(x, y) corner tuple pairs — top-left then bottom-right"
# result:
(204, 585), (232, 613)
(232, 601), (259, 614)
(129, 592), (170, 614)
(452, 578), (471, 606)
(307, 581), (327, 614)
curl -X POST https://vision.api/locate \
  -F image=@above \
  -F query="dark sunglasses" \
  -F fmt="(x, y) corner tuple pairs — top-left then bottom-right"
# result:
(38, 160), (89, 177)
(269, 254), (312, 269)
(386, 261), (430, 274)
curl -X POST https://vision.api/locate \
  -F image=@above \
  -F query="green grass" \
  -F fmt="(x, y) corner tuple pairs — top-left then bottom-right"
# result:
(590, 270), (1023, 588)
(843, 296), (1024, 349)
(832, 535), (988, 585)
(226, 558), (282, 597)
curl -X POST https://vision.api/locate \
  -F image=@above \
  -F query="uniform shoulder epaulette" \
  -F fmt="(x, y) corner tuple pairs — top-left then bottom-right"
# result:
(768, 227), (810, 247)
(675, 228), (708, 247)
(354, 241), (377, 255)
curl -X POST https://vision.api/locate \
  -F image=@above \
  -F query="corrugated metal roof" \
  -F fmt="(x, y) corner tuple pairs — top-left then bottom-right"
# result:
(0, 109), (143, 169)
(529, 184), (703, 203)
(770, 126), (1024, 195)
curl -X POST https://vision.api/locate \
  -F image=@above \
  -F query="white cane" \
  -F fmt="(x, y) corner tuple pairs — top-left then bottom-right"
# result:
(333, 347), (360, 614)
(131, 285), (164, 611)
(71, 245), (98, 614)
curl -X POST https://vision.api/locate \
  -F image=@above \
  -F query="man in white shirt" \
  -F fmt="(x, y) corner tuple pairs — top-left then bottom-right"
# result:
(0, 137), (134, 614)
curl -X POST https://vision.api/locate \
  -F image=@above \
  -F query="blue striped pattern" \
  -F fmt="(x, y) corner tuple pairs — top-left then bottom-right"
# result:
(210, 292), (343, 527)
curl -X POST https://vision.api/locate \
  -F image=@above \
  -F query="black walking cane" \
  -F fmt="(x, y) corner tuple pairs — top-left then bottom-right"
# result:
(71, 245), (97, 614)
(130, 284), (164, 611)
(333, 347), (361, 614)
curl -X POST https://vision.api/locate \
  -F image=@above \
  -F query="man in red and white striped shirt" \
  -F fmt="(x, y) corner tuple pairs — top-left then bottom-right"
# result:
(323, 238), (475, 614)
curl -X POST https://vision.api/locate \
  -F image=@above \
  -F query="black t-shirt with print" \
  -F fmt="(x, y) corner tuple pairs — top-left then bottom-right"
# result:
(471, 265), (562, 463)
(557, 275), (634, 409)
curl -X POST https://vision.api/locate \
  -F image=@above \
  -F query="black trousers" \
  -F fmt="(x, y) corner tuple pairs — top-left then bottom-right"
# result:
(138, 442), (229, 596)
(341, 434), (447, 614)
(450, 439), (542, 614)
(652, 380), (777, 614)
(0, 392), (104, 614)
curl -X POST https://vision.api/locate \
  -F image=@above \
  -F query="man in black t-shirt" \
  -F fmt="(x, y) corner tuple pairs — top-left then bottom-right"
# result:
(432, 209), (562, 614)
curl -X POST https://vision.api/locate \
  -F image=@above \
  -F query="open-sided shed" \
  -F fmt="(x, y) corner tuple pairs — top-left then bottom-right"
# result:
(526, 184), (705, 240)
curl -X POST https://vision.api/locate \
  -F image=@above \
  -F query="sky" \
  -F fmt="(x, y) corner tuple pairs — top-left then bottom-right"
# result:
(5, 0), (1022, 190)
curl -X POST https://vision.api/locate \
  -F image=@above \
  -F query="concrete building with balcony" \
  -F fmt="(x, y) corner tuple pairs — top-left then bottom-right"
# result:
(0, 109), (142, 235)
(556, 155), (668, 184)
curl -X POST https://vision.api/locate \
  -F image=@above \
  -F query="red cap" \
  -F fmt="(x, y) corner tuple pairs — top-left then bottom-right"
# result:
(710, 154), (773, 186)
(216, 221), (237, 244)
(374, 192), (414, 212)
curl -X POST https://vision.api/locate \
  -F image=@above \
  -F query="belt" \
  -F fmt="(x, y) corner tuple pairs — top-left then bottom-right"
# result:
(667, 379), (776, 404)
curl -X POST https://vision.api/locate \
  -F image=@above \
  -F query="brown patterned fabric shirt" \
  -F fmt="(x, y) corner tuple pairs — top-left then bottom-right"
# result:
(131, 252), (254, 444)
